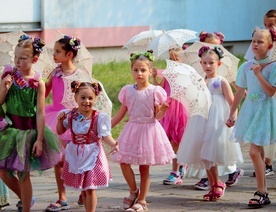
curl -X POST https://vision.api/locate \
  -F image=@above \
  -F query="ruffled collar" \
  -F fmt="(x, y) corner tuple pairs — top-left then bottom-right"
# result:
(54, 64), (77, 78)
(253, 57), (270, 65)
(1, 65), (41, 89)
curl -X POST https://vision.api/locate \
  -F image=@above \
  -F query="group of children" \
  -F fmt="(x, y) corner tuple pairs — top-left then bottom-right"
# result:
(0, 9), (275, 212)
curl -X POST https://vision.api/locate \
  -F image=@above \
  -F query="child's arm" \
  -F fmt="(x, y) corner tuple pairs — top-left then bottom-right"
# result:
(102, 135), (119, 155)
(32, 80), (45, 157)
(155, 103), (169, 120)
(221, 78), (235, 106)
(111, 104), (127, 128)
(56, 111), (67, 135)
(45, 74), (53, 97)
(226, 86), (245, 127)
(0, 74), (13, 105)
(251, 63), (276, 96)
(152, 68), (165, 87)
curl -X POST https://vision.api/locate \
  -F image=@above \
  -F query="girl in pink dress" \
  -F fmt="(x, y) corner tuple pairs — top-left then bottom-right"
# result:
(111, 51), (176, 211)
(152, 48), (189, 185)
(56, 81), (118, 212)
(45, 35), (90, 211)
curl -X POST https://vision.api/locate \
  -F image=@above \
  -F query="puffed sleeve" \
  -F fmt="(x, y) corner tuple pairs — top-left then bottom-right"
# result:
(268, 63), (276, 87)
(118, 85), (129, 106)
(154, 85), (167, 106)
(236, 62), (248, 88)
(57, 109), (70, 130)
(97, 111), (112, 138)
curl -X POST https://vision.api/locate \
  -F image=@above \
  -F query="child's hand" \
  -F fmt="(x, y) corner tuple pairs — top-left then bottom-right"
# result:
(1, 74), (13, 90)
(109, 141), (119, 155)
(160, 102), (169, 112)
(152, 67), (158, 78)
(250, 63), (262, 76)
(32, 140), (43, 157)
(57, 111), (67, 121)
(226, 116), (235, 128)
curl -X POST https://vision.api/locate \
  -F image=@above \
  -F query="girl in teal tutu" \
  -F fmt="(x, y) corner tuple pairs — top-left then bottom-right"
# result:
(0, 34), (62, 212)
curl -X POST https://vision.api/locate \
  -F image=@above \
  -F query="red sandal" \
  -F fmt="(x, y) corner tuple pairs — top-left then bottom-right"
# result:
(212, 182), (226, 200)
(203, 182), (226, 201)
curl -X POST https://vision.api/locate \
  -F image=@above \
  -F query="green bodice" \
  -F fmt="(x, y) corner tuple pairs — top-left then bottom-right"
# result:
(6, 84), (37, 117)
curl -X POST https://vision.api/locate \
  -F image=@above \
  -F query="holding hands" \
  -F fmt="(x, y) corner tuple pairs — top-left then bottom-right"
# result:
(225, 115), (236, 128)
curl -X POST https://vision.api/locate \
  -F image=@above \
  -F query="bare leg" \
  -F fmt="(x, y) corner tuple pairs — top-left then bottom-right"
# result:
(120, 163), (137, 191)
(171, 141), (181, 172)
(137, 165), (150, 203)
(54, 158), (67, 202)
(83, 190), (96, 212)
(249, 144), (266, 193)
(18, 172), (32, 212)
(0, 170), (21, 199)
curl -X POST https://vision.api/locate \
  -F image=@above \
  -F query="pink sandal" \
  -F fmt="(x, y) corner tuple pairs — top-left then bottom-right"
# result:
(203, 182), (226, 201)
(123, 188), (140, 210)
(212, 182), (226, 200)
(203, 190), (214, 201)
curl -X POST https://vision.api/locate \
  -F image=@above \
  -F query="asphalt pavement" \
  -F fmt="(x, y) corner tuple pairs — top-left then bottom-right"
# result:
(4, 144), (276, 212)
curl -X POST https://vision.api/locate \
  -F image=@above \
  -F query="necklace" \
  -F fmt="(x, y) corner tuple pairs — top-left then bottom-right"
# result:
(253, 57), (270, 65)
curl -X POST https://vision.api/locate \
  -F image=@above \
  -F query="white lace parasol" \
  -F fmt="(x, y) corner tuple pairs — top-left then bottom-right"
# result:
(0, 30), (56, 78)
(181, 41), (240, 83)
(162, 60), (212, 119)
(61, 69), (112, 117)
(44, 31), (93, 79)
(123, 30), (163, 53)
(149, 29), (197, 59)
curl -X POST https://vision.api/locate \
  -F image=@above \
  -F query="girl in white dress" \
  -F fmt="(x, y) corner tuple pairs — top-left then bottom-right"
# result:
(177, 46), (243, 201)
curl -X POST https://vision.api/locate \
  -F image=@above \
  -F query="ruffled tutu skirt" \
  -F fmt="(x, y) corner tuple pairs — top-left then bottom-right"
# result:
(111, 120), (176, 165)
(0, 127), (63, 172)
(231, 97), (276, 146)
(45, 105), (71, 142)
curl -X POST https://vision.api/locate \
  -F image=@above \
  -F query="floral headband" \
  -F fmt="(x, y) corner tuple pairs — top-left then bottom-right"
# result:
(71, 81), (101, 96)
(91, 82), (100, 96)
(199, 32), (224, 44)
(198, 45), (224, 59)
(214, 32), (224, 44)
(18, 34), (44, 53)
(252, 28), (276, 42)
(199, 32), (208, 42)
(64, 35), (81, 51)
(130, 51), (154, 62)
(269, 28), (276, 41)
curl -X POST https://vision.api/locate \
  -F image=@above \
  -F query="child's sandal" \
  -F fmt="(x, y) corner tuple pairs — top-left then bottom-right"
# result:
(248, 191), (268, 208)
(126, 201), (148, 212)
(212, 182), (226, 200)
(123, 188), (140, 210)
(203, 190), (214, 201)
(264, 193), (271, 205)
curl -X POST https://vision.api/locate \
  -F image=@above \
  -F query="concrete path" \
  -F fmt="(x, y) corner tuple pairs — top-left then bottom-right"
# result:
(4, 144), (276, 211)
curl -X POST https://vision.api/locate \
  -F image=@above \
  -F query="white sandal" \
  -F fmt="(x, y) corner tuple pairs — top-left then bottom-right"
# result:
(123, 188), (140, 210)
(126, 201), (148, 212)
